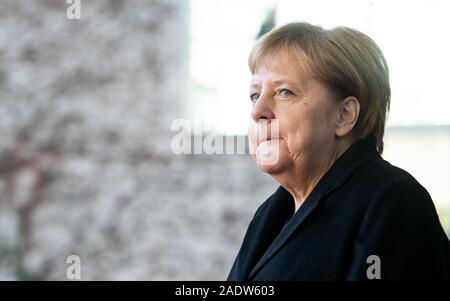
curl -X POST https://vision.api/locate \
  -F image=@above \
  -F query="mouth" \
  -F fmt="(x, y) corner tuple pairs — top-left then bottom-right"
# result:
(257, 137), (271, 145)
(257, 137), (281, 146)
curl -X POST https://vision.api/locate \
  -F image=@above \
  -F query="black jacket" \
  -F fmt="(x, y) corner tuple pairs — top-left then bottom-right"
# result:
(228, 137), (450, 280)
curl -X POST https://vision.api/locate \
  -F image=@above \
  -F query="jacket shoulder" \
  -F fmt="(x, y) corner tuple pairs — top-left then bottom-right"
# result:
(357, 157), (431, 203)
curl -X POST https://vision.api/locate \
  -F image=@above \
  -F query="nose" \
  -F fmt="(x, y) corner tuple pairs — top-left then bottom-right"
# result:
(251, 94), (275, 123)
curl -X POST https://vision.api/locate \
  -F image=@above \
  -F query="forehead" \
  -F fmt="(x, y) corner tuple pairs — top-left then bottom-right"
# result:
(250, 49), (310, 87)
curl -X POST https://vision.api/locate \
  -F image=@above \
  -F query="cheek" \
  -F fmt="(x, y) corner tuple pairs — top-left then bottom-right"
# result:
(285, 105), (337, 153)
(281, 110), (309, 147)
(281, 109), (330, 158)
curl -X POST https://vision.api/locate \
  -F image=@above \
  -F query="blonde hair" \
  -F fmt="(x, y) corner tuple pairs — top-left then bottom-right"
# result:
(249, 22), (390, 153)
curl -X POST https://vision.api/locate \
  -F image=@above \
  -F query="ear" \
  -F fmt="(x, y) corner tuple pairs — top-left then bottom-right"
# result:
(335, 96), (360, 137)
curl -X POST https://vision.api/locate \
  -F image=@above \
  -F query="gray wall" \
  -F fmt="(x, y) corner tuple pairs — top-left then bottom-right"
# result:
(0, 0), (277, 280)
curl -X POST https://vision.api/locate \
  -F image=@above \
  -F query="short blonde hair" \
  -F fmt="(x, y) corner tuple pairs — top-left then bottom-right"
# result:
(249, 22), (390, 153)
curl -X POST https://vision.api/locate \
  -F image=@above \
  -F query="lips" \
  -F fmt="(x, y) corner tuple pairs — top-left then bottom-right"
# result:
(257, 137), (272, 145)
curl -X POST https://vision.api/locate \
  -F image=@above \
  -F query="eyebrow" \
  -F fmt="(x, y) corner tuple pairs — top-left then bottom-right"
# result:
(273, 79), (297, 86)
(250, 79), (298, 90)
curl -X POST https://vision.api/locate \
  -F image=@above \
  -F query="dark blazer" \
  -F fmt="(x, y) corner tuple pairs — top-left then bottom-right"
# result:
(228, 137), (450, 280)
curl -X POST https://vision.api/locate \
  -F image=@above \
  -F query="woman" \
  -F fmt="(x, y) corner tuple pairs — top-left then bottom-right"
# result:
(227, 22), (450, 280)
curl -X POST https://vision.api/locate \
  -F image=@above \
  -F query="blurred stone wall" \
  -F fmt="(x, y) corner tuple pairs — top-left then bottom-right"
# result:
(0, 0), (277, 280)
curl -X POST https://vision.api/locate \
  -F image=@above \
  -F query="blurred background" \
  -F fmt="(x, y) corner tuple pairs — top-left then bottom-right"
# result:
(0, 0), (448, 280)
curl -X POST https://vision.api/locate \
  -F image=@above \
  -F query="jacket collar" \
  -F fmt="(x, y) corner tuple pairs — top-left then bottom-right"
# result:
(247, 136), (381, 279)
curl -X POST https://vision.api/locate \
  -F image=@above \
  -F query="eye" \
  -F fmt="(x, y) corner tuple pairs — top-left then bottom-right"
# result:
(250, 92), (260, 103)
(278, 88), (294, 97)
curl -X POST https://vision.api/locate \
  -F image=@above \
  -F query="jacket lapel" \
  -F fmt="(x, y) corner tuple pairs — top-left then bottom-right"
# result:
(231, 186), (293, 280)
(248, 186), (323, 279)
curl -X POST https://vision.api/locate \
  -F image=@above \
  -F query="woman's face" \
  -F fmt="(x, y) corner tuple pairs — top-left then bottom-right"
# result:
(248, 49), (341, 175)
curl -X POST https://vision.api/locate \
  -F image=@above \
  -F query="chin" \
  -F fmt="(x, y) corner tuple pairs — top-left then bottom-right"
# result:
(258, 162), (286, 174)
(255, 140), (292, 174)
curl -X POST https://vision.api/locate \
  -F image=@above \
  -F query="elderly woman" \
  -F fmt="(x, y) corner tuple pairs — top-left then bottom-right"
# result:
(227, 22), (450, 281)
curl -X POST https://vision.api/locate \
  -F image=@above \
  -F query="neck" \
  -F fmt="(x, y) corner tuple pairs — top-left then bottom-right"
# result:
(272, 138), (352, 212)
